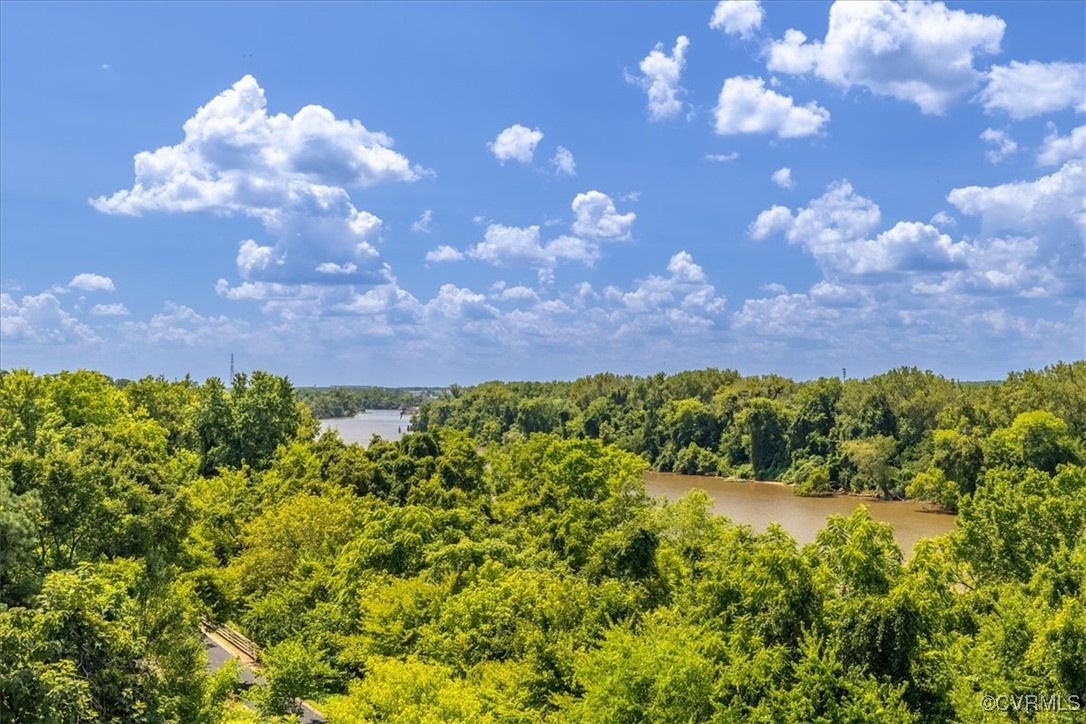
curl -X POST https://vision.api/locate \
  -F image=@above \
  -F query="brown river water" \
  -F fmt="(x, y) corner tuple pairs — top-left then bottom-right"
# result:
(646, 472), (956, 558)
(321, 418), (956, 558)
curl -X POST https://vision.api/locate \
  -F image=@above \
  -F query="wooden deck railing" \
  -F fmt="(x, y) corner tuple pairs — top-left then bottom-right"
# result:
(201, 617), (260, 663)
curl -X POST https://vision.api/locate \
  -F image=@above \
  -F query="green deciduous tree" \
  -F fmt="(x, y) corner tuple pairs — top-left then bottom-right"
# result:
(0, 474), (41, 606)
(736, 398), (790, 480)
(906, 468), (960, 512)
(843, 435), (899, 497)
(985, 410), (1080, 473)
(954, 465), (1086, 584)
(568, 609), (721, 723)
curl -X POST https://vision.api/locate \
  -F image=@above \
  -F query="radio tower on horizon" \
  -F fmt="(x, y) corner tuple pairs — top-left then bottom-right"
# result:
(230, 353), (235, 380)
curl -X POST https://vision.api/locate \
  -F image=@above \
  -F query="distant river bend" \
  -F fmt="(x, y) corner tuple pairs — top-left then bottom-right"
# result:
(320, 416), (956, 558)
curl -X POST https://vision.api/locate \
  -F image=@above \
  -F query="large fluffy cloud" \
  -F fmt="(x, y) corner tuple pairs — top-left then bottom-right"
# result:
(714, 77), (829, 137)
(629, 36), (690, 121)
(92, 75), (424, 285)
(749, 180), (881, 258)
(947, 160), (1085, 237)
(749, 178), (1069, 293)
(737, 172), (1079, 370)
(946, 161), (1086, 297)
(733, 282), (875, 341)
(843, 222), (968, 275)
(979, 61), (1086, 120)
(765, 1), (1005, 114)
(739, 175), (1079, 373)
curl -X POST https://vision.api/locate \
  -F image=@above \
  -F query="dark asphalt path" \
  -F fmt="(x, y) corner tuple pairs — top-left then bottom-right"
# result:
(203, 632), (326, 723)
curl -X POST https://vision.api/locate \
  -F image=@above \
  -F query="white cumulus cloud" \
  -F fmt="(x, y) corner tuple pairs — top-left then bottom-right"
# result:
(629, 36), (690, 121)
(714, 76), (829, 138)
(603, 251), (726, 335)
(749, 205), (795, 240)
(948, 160), (1085, 237)
(750, 176), (1078, 304)
(468, 224), (598, 272)
(842, 221), (968, 275)
(735, 171), (1080, 371)
(946, 163), (1085, 293)
(424, 284), (497, 321)
(1, 292), (100, 343)
(765, 0), (1005, 114)
(497, 285), (540, 303)
(765, 29), (821, 75)
(425, 245), (465, 263)
(92, 75), (422, 285)
(489, 124), (544, 164)
(709, 1), (764, 39)
(69, 273), (116, 292)
(571, 191), (636, 240)
(1037, 125), (1086, 167)
(979, 61), (1086, 120)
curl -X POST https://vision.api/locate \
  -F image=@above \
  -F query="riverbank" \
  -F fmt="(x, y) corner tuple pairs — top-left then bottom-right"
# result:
(644, 471), (956, 558)
(674, 472), (952, 509)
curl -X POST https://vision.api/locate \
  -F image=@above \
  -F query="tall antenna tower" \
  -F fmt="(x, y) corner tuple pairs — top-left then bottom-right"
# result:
(230, 353), (235, 380)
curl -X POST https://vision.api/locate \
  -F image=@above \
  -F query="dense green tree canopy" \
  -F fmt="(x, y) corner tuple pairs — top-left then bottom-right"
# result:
(1, 363), (1083, 722)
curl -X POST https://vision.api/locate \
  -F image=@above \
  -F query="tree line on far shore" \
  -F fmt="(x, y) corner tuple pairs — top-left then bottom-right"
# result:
(296, 385), (445, 419)
(414, 362), (1084, 511)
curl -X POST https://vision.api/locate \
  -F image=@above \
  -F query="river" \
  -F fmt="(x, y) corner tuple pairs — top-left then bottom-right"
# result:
(321, 409), (409, 445)
(320, 417), (955, 557)
(645, 472), (956, 558)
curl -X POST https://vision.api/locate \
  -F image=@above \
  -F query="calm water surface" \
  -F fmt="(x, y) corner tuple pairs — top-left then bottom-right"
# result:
(321, 409), (409, 445)
(645, 472), (956, 558)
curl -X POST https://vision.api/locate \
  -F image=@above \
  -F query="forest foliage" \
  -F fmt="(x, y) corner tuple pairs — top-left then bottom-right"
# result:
(1, 363), (1083, 722)
(415, 363), (1085, 509)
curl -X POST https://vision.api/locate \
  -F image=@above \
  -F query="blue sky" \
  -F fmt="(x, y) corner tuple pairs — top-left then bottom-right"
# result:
(1, 1), (1083, 385)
